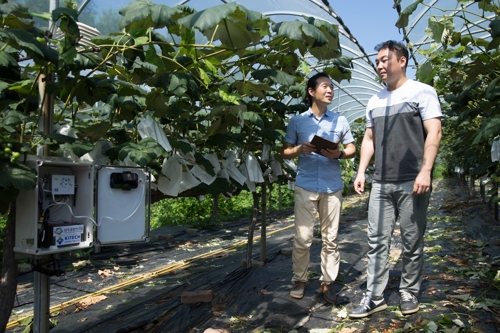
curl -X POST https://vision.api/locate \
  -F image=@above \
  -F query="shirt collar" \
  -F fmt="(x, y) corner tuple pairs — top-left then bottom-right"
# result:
(307, 108), (330, 118)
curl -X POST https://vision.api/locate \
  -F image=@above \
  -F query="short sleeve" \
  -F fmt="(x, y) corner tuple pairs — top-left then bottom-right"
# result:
(284, 116), (298, 145)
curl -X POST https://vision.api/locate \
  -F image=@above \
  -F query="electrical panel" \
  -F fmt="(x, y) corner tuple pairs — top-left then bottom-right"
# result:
(14, 158), (151, 256)
(15, 159), (94, 256)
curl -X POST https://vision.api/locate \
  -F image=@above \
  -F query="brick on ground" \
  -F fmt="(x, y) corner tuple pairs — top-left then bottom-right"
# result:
(181, 290), (213, 304)
(157, 234), (174, 241)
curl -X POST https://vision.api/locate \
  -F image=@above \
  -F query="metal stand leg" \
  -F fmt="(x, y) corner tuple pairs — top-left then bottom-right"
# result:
(33, 256), (50, 333)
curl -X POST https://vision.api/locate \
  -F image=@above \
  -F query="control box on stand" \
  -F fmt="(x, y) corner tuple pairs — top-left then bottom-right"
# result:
(14, 158), (151, 256)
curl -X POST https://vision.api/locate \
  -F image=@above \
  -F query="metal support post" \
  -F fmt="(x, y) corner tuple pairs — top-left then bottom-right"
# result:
(33, 256), (50, 333)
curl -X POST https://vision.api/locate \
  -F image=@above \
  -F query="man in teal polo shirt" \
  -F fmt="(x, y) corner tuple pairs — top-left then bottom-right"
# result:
(283, 72), (356, 303)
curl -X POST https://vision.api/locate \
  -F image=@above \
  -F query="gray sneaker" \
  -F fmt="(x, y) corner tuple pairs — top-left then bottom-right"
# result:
(321, 283), (336, 304)
(349, 294), (387, 318)
(400, 290), (419, 315)
(290, 281), (306, 299)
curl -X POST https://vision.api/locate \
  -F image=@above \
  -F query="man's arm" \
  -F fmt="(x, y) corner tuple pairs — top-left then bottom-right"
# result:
(320, 141), (356, 159)
(412, 117), (442, 195)
(353, 127), (375, 194)
(282, 141), (316, 159)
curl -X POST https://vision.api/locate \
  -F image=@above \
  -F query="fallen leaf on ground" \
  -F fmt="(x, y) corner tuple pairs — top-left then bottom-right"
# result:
(72, 260), (91, 267)
(339, 328), (357, 333)
(77, 277), (92, 283)
(74, 295), (107, 312)
(98, 269), (113, 277)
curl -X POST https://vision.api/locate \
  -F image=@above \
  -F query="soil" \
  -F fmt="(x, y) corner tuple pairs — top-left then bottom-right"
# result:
(6, 178), (500, 333)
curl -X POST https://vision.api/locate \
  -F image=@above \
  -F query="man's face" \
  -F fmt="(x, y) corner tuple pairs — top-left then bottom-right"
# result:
(375, 48), (405, 83)
(309, 76), (334, 106)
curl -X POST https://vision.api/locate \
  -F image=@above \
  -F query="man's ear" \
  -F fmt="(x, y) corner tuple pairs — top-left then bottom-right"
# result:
(400, 56), (407, 69)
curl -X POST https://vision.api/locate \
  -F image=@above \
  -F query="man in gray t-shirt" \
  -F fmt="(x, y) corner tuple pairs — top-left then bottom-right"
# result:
(350, 40), (442, 319)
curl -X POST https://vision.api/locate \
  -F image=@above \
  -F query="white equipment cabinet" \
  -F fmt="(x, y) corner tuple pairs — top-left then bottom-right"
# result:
(14, 158), (151, 256)
(96, 165), (150, 245)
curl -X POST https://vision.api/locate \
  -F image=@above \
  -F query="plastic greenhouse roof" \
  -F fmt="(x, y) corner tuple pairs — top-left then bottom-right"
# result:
(76, 0), (491, 123)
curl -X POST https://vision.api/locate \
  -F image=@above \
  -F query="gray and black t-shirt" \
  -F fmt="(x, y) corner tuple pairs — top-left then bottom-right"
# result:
(366, 79), (442, 181)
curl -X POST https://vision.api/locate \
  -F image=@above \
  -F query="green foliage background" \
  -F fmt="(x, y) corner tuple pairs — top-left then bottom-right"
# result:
(150, 184), (295, 230)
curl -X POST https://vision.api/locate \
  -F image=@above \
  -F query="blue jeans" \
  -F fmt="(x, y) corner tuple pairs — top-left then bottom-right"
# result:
(366, 180), (429, 297)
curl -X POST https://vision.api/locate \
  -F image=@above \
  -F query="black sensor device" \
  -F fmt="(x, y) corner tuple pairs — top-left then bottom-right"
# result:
(110, 171), (139, 190)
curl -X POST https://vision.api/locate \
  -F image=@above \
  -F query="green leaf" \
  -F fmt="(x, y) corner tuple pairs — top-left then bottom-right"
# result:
(170, 140), (192, 154)
(485, 77), (500, 101)
(58, 141), (94, 157)
(45, 133), (77, 144)
(0, 80), (9, 94)
(0, 161), (36, 190)
(396, 0), (423, 29)
(251, 69), (296, 87)
(473, 115), (500, 144)
(243, 111), (264, 128)
(117, 137), (161, 167)
(306, 17), (341, 60)
(154, 72), (198, 98)
(0, 50), (18, 67)
(145, 44), (165, 72)
(119, 0), (180, 31)
(487, 37), (500, 51)
(3, 14), (34, 30)
(219, 87), (241, 105)
(416, 61), (437, 83)
(478, 0), (498, 12)
(323, 65), (352, 84)
(232, 81), (273, 99)
(8, 79), (35, 95)
(261, 128), (282, 142)
(178, 3), (269, 49)
(52, 7), (79, 40)
(18, 315), (33, 327)
(273, 20), (326, 49)
(198, 67), (210, 86)
(3, 110), (31, 125)
(60, 45), (78, 65)
(0, 1), (27, 15)
(194, 152), (215, 176)
(0, 28), (59, 64)
(449, 294), (470, 301)
(205, 177), (231, 195)
(76, 121), (111, 141)
(426, 16), (455, 48)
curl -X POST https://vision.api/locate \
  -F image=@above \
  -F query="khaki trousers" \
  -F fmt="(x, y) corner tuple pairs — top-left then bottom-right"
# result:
(292, 186), (342, 284)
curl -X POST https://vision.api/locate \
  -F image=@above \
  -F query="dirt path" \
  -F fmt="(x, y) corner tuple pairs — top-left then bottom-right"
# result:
(7, 178), (500, 332)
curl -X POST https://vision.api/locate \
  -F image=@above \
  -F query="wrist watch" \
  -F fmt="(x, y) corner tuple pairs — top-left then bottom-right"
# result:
(338, 151), (345, 159)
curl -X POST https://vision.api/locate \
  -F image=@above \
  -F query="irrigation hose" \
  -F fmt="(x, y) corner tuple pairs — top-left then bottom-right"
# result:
(6, 197), (365, 329)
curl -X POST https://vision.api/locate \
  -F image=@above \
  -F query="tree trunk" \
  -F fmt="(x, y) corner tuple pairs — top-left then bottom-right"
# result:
(209, 194), (220, 222)
(268, 182), (273, 214)
(0, 202), (18, 333)
(245, 192), (260, 268)
(260, 184), (267, 263)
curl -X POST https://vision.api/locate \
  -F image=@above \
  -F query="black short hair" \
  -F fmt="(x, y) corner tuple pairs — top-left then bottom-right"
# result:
(375, 40), (409, 69)
(303, 72), (331, 107)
